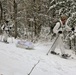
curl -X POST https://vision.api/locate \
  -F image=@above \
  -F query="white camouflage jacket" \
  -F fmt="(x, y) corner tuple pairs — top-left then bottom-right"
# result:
(53, 20), (71, 34)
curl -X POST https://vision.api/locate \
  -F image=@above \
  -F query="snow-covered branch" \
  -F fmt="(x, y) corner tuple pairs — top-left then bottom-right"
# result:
(50, 0), (55, 5)
(47, 1), (65, 13)
(38, 13), (51, 19)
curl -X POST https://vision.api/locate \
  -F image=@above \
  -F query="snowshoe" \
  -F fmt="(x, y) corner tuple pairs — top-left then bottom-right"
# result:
(61, 54), (71, 59)
(3, 40), (9, 44)
(51, 51), (59, 55)
(4, 41), (9, 44)
(0, 40), (9, 44)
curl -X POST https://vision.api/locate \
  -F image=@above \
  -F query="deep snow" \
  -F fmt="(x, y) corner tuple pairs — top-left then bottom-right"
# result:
(0, 37), (76, 75)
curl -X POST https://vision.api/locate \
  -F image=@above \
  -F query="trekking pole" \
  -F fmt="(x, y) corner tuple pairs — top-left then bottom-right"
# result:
(46, 34), (59, 55)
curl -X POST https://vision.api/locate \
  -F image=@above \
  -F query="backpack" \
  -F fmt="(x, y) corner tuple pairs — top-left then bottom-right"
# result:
(51, 20), (61, 34)
(51, 21), (62, 39)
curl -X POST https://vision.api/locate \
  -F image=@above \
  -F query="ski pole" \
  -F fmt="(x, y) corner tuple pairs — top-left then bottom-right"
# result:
(46, 34), (59, 55)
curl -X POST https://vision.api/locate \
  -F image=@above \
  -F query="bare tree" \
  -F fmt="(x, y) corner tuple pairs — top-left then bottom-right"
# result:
(13, 0), (17, 38)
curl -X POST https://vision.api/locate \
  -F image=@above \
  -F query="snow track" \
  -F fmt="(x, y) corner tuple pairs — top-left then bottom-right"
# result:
(0, 40), (76, 75)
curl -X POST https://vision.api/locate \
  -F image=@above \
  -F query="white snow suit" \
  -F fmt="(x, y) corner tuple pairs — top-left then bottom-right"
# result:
(1, 24), (9, 42)
(51, 20), (71, 55)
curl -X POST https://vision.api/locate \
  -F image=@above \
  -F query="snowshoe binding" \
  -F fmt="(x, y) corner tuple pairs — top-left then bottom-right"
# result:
(61, 54), (71, 59)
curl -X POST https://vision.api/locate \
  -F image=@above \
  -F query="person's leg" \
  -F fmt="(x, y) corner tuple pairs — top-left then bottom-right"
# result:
(58, 36), (71, 58)
(3, 31), (8, 42)
(51, 35), (59, 52)
(59, 36), (65, 55)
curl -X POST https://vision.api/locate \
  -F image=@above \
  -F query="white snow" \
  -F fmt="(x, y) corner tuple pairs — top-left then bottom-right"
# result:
(0, 37), (76, 75)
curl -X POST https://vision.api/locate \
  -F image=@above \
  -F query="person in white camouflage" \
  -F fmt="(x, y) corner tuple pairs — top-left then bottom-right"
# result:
(50, 15), (74, 58)
(1, 21), (9, 43)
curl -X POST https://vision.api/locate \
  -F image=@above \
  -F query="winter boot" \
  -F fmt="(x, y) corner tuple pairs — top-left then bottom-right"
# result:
(3, 39), (9, 43)
(62, 54), (71, 59)
(51, 51), (59, 55)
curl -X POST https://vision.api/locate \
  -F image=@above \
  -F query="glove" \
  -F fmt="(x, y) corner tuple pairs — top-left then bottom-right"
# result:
(8, 30), (9, 32)
(58, 31), (62, 34)
(71, 27), (75, 31)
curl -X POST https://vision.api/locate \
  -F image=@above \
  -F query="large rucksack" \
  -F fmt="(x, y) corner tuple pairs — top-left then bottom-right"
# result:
(52, 20), (61, 33)
(51, 21), (61, 40)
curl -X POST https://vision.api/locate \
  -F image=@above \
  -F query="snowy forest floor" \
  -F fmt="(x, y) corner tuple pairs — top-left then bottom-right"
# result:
(0, 37), (76, 75)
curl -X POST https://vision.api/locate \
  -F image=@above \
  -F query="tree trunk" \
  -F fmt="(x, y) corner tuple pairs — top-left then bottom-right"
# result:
(0, 1), (3, 24)
(0, 1), (3, 34)
(14, 0), (17, 38)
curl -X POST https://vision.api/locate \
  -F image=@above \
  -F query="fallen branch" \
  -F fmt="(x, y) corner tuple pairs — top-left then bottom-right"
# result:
(28, 60), (40, 75)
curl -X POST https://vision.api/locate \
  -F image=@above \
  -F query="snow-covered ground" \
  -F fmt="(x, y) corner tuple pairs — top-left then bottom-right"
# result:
(0, 37), (76, 75)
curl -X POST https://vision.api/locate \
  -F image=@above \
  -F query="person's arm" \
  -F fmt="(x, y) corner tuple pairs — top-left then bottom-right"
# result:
(65, 25), (71, 31)
(1, 25), (5, 30)
(65, 18), (74, 31)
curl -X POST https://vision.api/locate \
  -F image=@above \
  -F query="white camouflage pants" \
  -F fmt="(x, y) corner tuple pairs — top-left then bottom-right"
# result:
(3, 31), (8, 42)
(51, 34), (65, 55)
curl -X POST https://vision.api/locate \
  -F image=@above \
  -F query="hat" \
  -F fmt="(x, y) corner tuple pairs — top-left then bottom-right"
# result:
(61, 15), (67, 21)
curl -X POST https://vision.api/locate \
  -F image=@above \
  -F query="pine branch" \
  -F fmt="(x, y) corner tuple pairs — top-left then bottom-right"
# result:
(47, 1), (65, 13)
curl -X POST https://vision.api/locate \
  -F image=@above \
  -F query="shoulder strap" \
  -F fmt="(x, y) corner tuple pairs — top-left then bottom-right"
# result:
(58, 22), (61, 29)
